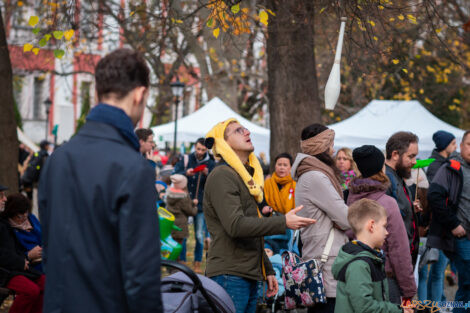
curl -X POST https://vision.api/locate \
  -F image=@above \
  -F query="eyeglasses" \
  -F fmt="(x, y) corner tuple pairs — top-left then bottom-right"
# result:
(227, 126), (249, 137)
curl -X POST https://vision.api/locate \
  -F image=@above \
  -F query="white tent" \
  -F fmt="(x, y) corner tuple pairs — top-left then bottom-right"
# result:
(329, 100), (466, 157)
(151, 97), (270, 156)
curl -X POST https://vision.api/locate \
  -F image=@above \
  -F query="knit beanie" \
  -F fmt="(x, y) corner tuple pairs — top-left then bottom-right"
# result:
(170, 174), (187, 190)
(352, 145), (385, 178)
(432, 130), (455, 152)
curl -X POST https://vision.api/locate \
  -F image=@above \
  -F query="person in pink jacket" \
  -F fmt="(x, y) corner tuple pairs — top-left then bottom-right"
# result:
(347, 145), (417, 306)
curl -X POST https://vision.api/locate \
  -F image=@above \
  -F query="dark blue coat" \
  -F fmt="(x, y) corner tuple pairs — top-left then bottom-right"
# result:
(173, 152), (215, 212)
(13, 214), (42, 272)
(38, 121), (162, 313)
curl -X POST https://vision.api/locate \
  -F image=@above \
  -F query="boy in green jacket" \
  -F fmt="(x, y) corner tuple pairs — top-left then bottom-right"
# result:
(332, 198), (412, 313)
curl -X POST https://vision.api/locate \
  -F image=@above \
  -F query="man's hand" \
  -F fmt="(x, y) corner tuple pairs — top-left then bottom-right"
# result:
(27, 246), (42, 261)
(203, 167), (209, 175)
(262, 206), (273, 215)
(186, 168), (195, 176)
(192, 199), (198, 206)
(24, 259), (29, 270)
(413, 200), (423, 213)
(452, 225), (466, 238)
(266, 275), (278, 298)
(145, 151), (152, 160)
(285, 205), (316, 230)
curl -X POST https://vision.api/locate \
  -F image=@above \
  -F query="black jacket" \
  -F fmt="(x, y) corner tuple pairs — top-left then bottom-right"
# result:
(39, 121), (162, 313)
(427, 159), (463, 252)
(0, 218), (41, 286)
(426, 150), (447, 182)
(173, 152), (215, 212)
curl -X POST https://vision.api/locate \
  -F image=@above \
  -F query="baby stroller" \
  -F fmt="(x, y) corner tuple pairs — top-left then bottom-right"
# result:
(161, 260), (236, 313)
(258, 230), (299, 312)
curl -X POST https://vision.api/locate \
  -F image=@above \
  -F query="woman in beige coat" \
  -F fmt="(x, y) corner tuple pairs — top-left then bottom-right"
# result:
(291, 123), (350, 313)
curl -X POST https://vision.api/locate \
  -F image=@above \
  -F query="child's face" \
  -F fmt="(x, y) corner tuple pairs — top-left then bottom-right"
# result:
(370, 216), (388, 249)
(264, 248), (274, 258)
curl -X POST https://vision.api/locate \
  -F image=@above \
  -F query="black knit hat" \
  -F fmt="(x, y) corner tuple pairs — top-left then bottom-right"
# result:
(432, 130), (455, 152)
(353, 145), (385, 178)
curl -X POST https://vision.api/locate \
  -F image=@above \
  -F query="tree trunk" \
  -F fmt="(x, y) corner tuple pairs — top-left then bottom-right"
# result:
(266, 0), (321, 164)
(0, 7), (19, 192)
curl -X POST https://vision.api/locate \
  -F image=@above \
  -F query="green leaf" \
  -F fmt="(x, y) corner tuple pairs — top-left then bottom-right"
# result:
(53, 31), (63, 40)
(44, 34), (51, 41)
(32, 27), (40, 35)
(412, 158), (435, 169)
(54, 49), (65, 59)
(38, 38), (47, 47)
(231, 3), (240, 14)
(206, 18), (214, 28)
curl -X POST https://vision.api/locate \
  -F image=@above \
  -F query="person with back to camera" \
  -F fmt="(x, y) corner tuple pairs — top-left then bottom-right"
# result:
(291, 123), (351, 313)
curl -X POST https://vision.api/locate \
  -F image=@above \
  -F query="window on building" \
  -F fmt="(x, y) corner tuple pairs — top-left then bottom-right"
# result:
(33, 77), (44, 120)
(12, 75), (25, 111)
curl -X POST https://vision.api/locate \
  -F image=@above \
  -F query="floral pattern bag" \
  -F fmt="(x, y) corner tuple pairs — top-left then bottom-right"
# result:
(281, 229), (335, 309)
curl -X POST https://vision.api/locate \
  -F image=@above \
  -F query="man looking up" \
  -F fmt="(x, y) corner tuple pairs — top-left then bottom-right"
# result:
(39, 49), (161, 313)
(203, 118), (316, 313)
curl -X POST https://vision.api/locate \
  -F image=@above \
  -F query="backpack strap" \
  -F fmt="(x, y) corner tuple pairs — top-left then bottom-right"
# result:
(320, 228), (335, 264)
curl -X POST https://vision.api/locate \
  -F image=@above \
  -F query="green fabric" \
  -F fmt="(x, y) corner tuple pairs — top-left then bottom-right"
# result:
(203, 165), (286, 281)
(332, 244), (402, 313)
(413, 158), (435, 169)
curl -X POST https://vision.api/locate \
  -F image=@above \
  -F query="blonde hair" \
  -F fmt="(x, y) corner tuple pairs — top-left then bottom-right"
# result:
(348, 199), (387, 235)
(336, 147), (360, 174)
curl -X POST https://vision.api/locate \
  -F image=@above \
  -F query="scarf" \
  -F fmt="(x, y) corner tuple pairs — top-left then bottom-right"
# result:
(206, 118), (264, 203)
(9, 217), (33, 231)
(264, 173), (296, 214)
(86, 103), (140, 151)
(296, 156), (343, 198)
(341, 170), (356, 190)
(300, 129), (335, 156)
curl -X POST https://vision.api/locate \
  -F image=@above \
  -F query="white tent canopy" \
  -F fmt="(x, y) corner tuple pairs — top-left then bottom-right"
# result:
(329, 100), (466, 157)
(151, 97), (270, 156)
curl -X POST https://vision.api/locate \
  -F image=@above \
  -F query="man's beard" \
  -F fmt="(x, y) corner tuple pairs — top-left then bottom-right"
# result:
(395, 155), (412, 179)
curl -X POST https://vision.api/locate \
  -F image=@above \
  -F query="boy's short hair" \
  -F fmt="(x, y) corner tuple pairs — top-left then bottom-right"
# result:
(135, 128), (153, 141)
(348, 199), (387, 234)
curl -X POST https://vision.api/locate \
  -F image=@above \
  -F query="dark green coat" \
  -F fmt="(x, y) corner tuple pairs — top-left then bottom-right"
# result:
(332, 241), (402, 313)
(203, 163), (286, 281)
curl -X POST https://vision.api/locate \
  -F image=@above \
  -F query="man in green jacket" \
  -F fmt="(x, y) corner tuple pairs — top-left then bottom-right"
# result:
(203, 118), (315, 313)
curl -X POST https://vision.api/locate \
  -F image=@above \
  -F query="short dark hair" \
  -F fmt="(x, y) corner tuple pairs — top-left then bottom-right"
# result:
(348, 198), (387, 235)
(135, 128), (153, 141)
(463, 130), (470, 142)
(3, 193), (31, 219)
(385, 132), (419, 159)
(274, 153), (293, 166)
(196, 138), (205, 146)
(95, 49), (150, 101)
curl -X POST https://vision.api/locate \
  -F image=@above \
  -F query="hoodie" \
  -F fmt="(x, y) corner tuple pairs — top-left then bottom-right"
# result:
(347, 178), (416, 299)
(332, 241), (402, 313)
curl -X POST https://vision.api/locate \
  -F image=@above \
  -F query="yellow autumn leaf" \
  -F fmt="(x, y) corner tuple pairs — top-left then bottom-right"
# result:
(213, 27), (220, 38)
(402, 69), (408, 74)
(368, 20), (375, 27)
(259, 10), (268, 26)
(398, 14), (404, 20)
(28, 16), (39, 27)
(267, 9), (276, 16)
(64, 29), (75, 41)
(32, 47), (40, 55)
(389, 17), (395, 22)
(319, 7), (326, 14)
(449, 105), (456, 111)
(373, 36), (378, 41)
(23, 43), (33, 52)
(435, 28), (441, 33)
(18, 1), (24, 6)
(419, 88), (424, 94)
(425, 97), (433, 104)
(453, 98), (461, 104)
(392, 59), (399, 64)
(231, 3), (240, 14)
(175, 19), (183, 24)
(378, 5), (384, 10)
(130, 11), (135, 16)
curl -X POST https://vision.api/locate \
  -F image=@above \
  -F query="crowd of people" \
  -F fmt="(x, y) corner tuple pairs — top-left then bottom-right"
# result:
(1, 48), (469, 313)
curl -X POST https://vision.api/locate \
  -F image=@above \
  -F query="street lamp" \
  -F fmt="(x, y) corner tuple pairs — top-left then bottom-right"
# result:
(44, 98), (52, 140)
(170, 79), (185, 153)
